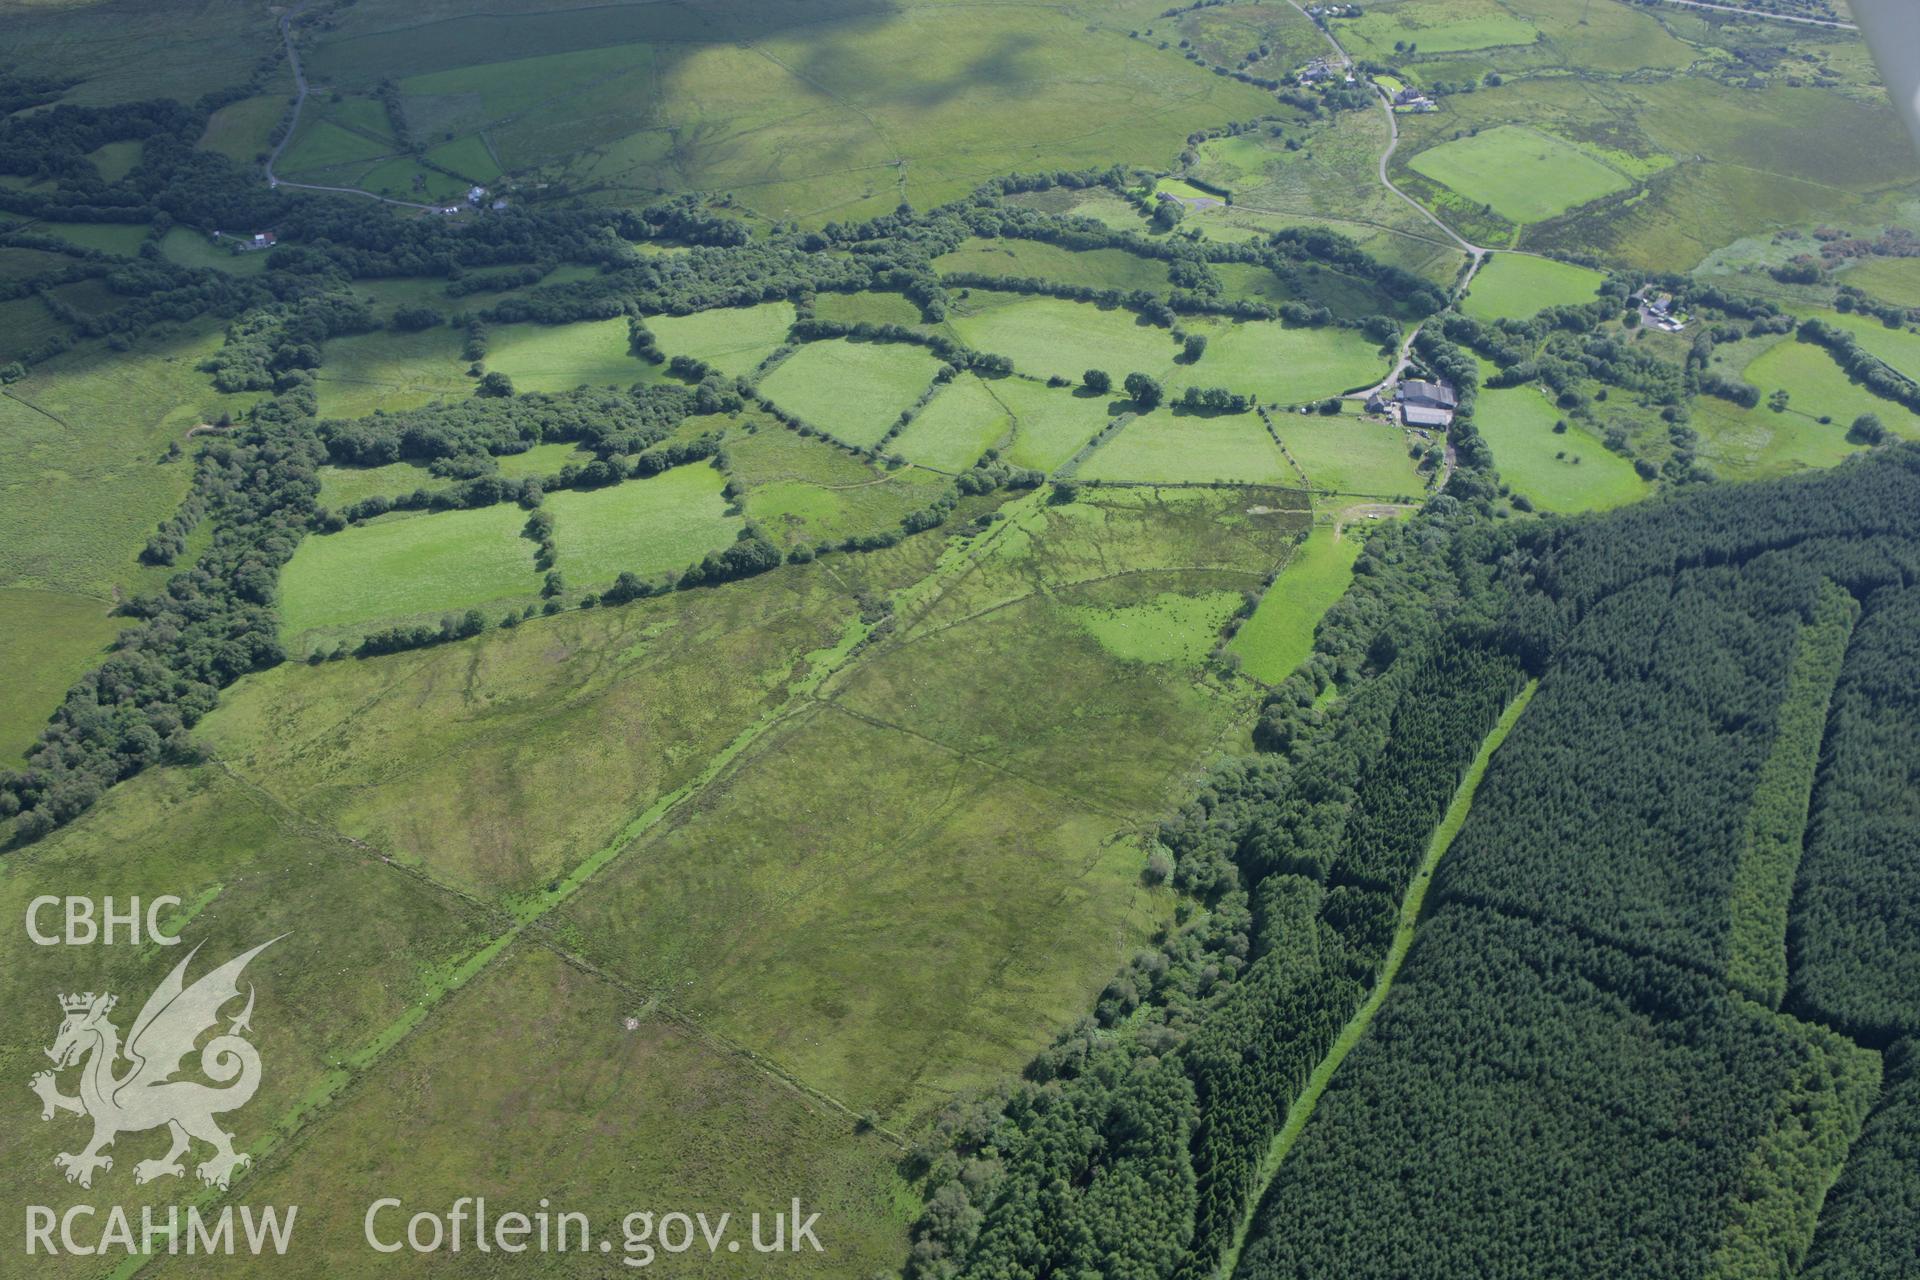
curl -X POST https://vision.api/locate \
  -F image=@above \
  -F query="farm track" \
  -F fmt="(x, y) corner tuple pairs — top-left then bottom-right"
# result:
(1652, 0), (1856, 29)
(264, 3), (439, 210)
(1214, 679), (1540, 1279)
(117, 488), (1094, 1277)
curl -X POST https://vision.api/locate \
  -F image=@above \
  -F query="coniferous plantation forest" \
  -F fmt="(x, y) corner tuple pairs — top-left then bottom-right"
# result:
(4, 0), (1920, 1276)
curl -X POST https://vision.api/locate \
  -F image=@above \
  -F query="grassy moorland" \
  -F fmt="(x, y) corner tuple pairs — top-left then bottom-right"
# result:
(0, 590), (124, 763)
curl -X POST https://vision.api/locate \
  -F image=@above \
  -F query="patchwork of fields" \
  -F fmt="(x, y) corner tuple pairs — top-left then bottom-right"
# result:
(6, 0), (1920, 1273)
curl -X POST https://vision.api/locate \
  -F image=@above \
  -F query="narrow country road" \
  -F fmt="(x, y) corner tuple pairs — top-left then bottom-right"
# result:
(1652, 0), (1855, 30)
(264, 3), (441, 211)
(1278, 1), (1490, 397)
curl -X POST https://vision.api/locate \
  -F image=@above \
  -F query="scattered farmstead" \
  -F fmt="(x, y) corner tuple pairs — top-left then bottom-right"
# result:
(1396, 378), (1459, 428)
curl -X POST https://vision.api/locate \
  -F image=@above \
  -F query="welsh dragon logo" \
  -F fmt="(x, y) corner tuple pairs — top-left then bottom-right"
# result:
(29, 939), (280, 1191)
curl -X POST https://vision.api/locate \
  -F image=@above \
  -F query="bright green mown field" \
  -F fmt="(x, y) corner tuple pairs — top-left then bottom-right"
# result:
(935, 237), (1171, 293)
(1745, 341), (1920, 440)
(1462, 254), (1605, 321)
(1408, 125), (1630, 224)
(648, 301), (797, 376)
(1473, 384), (1652, 512)
(1172, 320), (1393, 405)
(1272, 415), (1422, 497)
(1229, 524), (1363, 683)
(1813, 311), (1920, 381)
(945, 292), (1183, 384)
(892, 374), (1011, 470)
(814, 290), (927, 328)
(758, 338), (943, 448)
(278, 503), (541, 643)
(995, 378), (1118, 471)
(1077, 409), (1290, 485)
(487, 317), (655, 392)
(543, 463), (743, 586)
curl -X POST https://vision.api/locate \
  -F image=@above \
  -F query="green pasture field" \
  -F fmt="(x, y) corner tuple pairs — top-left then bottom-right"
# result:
(1690, 397), (1861, 483)
(994, 378), (1120, 472)
(0, 589), (123, 764)
(1842, 257), (1920, 310)
(1462, 253), (1604, 321)
(1408, 125), (1630, 224)
(1170, 319), (1392, 405)
(728, 421), (946, 548)
(545, 463), (742, 586)
(0, 246), (74, 282)
(0, 328), (256, 600)
(1343, 0), (1539, 59)
(1814, 311), (1920, 380)
(0, 297), (67, 365)
(892, 374), (1011, 471)
(945, 291), (1182, 384)
(0, 763), (497, 1272)
(758, 338), (943, 448)
(1424, 73), (1901, 271)
(1272, 414), (1422, 497)
(1069, 588), (1245, 666)
(157, 226), (268, 275)
(814, 291), (926, 328)
(1230, 523), (1364, 683)
(487, 317), (654, 392)
(423, 134), (502, 184)
(1473, 384), (1651, 512)
(277, 502), (541, 642)
(313, 325), (472, 418)
(648, 300), (797, 376)
(1746, 340), (1920, 440)
(934, 237), (1171, 293)
(220, 944), (914, 1278)
(198, 90), (291, 163)
(278, 118), (397, 177)
(316, 462), (451, 511)
(204, 543), (937, 900)
(33, 221), (149, 257)
(86, 140), (142, 184)
(1077, 408), (1291, 485)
